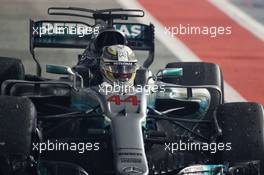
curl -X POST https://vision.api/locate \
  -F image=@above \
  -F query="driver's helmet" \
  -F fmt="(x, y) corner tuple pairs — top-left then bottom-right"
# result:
(100, 45), (138, 86)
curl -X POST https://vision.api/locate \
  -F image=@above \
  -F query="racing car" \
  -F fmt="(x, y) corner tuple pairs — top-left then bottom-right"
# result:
(0, 7), (263, 175)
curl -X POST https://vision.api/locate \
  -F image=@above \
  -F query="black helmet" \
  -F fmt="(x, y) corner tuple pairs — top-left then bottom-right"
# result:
(94, 29), (127, 51)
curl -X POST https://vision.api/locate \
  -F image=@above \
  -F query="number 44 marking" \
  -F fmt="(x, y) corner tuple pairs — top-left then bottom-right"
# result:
(107, 95), (140, 106)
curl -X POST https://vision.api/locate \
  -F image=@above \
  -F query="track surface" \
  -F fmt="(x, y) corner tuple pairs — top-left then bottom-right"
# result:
(138, 0), (264, 104)
(0, 0), (263, 104)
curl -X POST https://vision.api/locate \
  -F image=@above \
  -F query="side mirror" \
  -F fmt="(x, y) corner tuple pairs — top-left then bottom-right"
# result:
(46, 64), (74, 75)
(157, 68), (183, 77)
(46, 64), (83, 90)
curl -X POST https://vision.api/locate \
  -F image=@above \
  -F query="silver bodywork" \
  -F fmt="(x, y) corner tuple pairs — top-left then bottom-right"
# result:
(80, 86), (149, 175)
(77, 81), (212, 175)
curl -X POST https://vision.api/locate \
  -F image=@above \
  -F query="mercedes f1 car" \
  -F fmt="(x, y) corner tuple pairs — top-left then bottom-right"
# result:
(0, 8), (263, 175)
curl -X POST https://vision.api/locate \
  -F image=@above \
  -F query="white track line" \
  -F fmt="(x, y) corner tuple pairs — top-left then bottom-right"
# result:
(209, 0), (264, 42)
(116, 0), (246, 102)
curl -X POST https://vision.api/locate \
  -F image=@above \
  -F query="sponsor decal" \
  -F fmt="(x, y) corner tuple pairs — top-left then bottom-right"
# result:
(114, 24), (143, 38)
(178, 165), (227, 175)
(123, 166), (144, 175)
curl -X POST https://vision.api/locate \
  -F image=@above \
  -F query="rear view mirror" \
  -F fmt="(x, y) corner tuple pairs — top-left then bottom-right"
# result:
(46, 64), (74, 75)
(157, 68), (183, 78)
(46, 64), (83, 90)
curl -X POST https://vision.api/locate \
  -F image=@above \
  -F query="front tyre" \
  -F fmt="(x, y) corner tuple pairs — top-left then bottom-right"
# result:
(0, 96), (36, 175)
(216, 102), (264, 174)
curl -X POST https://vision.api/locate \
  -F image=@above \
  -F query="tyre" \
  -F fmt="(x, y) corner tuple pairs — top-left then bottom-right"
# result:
(163, 62), (224, 115)
(0, 57), (25, 86)
(216, 102), (264, 173)
(0, 96), (36, 173)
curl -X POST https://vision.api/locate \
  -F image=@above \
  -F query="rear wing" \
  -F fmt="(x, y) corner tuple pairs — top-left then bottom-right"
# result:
(29, 20), (154, 75)
(30, 20), (154, 51)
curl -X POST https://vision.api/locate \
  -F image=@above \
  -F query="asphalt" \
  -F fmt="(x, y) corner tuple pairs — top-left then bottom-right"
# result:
(231, 0), (264, 24)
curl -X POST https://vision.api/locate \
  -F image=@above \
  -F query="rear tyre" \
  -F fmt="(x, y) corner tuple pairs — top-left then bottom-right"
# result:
(216, 102), (264, 173)
(0, 96), (36, 174)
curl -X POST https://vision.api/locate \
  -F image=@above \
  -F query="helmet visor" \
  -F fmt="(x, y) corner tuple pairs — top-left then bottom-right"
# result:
(103, 62), (138, 74)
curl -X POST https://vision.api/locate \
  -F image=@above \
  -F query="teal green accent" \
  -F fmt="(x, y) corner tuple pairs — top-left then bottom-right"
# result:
(181, 164), (227, 175)
(162, 68), (183, 77)
(71, 102), (93, 111)
(46, 64), (69, 75)
(145, 118), (156, 130)
(71, 101), (97, 111)
(198, 98), (209, 114)
(203, 165), (228, 174)
(113, 24), (145, 39)
(147, 93), (156, 108)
